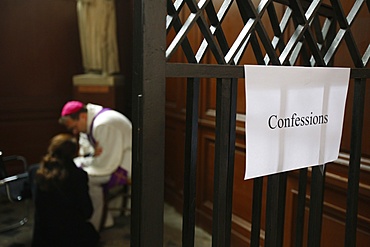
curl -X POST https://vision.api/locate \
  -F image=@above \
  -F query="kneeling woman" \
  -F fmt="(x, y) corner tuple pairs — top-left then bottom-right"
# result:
(32, 134), (99, 247)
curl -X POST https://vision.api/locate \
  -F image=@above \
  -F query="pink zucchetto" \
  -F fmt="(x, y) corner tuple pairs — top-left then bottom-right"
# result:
(61, 101), (84, 117)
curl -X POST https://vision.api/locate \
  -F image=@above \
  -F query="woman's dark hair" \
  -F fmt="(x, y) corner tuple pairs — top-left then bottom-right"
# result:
(35, 134), (78, 191)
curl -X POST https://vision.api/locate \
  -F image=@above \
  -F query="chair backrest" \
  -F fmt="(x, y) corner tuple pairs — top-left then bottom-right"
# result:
(0, 152), (30, 233)
(27, 163), (40, 200)
(0, 153), (30, 201)
(0, 151), (7, 179)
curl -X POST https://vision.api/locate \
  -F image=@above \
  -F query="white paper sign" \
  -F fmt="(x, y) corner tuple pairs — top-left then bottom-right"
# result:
(244, 65), (350, 180)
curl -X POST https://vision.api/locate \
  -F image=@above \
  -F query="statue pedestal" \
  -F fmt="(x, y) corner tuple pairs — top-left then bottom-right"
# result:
(73, 74), (126, 114)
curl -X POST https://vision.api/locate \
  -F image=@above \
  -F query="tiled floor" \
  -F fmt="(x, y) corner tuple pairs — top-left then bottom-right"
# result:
(0, 199), (211, 247)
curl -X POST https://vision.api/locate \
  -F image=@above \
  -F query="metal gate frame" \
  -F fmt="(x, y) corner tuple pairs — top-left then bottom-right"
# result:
(132, 0), (369, 246)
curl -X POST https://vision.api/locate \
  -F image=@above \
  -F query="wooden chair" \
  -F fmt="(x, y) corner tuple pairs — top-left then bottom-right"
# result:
(105, 177), (131, 215)
(100, 167), (131, 230)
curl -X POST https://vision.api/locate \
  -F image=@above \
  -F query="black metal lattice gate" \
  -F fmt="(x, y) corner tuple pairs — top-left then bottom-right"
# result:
(131, 0), (369, 246)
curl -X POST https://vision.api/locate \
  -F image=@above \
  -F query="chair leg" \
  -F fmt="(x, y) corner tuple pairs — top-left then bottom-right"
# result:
(100, 183), (131, 229)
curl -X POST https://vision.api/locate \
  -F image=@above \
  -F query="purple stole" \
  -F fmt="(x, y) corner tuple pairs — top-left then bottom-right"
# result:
(88, 108), (111, 146)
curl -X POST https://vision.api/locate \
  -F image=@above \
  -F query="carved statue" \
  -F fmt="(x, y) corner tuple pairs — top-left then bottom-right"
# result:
(76, 0), (120, 75)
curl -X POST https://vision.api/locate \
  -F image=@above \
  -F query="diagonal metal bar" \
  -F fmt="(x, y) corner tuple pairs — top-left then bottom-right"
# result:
(193, 0), (231, 62)
(212, 25), (231, 57)
(324, 16), (338, 66)
(196, 14), (227, 63)
(182, 0), (227, 63)
(278, 0), (313, 64)
(289, 41), (305, 65)
(268, 1), (283, 36)
(225, 18), (258, 64)
(247, 0), (281, 64)
(166, 0), (214, 60)
(186, 0), (210, 13)
(167, 0), (197, 63)
(347, 0), (366, 26)
(331, 0), (365, 67)
(289, 0), (307, 24)
(324, 0), (366, 66)
(281, 0), (325, 65)
(309, 17), (333, 66)
(250, 32), (267, 65)
(300, 37), (316, 66)
(275, 0), (334, 17)
(204, 1), (231, 56)
(344, 30), (364, 67)
(323, 30), (347, 65)
(268, 1), (336, 65)
(279, 24), (305, 64)
(312, 16), (324, 44)
(286, 11), (309, 66)
(226, 0), (280, 64)
(166, 13), (201, 59)
(236, 0), (271, 64)
(267, 1), (288, 54)
(301, 27), (326, 66)
(196, 0), (234, 62)
(303, 0), (327, 65)
(329, 0), (351, 27)
(255, 21), (282, 65)
(304, 0), (324, 21)
(233, 33), (252, 64)
(363, 44), (370, 66)
(166, 0), (186, 31)
(264, 7), (292, 64)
